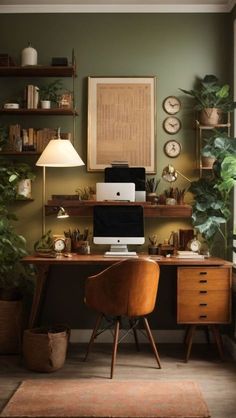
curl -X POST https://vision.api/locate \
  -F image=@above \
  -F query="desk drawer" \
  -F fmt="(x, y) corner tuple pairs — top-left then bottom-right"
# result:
(177, 290), (230, 323)
(178, 267), (230, 291)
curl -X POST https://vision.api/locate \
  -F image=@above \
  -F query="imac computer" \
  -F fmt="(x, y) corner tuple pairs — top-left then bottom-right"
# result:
(93, 205), (145, 257)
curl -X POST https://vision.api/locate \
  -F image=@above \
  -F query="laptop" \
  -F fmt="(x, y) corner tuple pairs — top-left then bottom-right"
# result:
(104, 167), (146, 202)
(96, 182), (135, 202)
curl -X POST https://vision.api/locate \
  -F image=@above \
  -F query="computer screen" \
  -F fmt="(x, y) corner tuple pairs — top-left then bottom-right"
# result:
(104, 167), (145, 191)
(93, 205), (145, 256)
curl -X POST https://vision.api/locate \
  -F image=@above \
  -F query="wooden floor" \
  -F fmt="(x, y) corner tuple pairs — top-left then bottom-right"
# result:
(0, 343), (236, 418)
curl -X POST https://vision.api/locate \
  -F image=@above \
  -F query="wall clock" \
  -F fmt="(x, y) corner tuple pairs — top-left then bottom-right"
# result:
(163, 96), (181, 115)
(164, 140), (182, 158)
(163, 116), (181, 134)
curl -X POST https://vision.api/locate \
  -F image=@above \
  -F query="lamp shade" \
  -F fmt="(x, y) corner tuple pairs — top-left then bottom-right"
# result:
(36, 139), (84, 167)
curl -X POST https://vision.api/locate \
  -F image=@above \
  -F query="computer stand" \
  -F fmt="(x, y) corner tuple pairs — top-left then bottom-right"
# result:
(104, 244), (137, 257)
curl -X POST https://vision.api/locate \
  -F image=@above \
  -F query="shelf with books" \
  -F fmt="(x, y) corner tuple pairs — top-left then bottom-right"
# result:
(0, 49), (78, 154)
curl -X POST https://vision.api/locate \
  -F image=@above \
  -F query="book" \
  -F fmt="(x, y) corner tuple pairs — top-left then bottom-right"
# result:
(176, 251), (205, 259)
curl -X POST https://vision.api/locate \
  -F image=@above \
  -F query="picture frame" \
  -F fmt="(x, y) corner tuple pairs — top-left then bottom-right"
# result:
(87, 76), (156, 173)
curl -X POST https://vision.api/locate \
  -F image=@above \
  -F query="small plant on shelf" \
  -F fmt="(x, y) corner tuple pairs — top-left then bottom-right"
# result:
(39, 79), (63, 106)
(75, 186), (96, 200)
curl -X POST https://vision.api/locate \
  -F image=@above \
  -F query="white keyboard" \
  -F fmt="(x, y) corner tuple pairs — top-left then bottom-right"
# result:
(104, 251), (138, 258)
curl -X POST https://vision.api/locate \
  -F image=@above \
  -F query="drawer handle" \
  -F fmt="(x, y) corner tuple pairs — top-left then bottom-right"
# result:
(199, 303), (207, 306)
(199, 315), (207, 319)
(199, 279), (207, 283)
(199, 272), (207, 275)
(199, 290), (207, 294)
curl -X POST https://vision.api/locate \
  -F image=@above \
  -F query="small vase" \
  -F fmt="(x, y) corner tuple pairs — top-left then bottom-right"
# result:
(166, 198), (176, 205)
(17, 179), (31, 199)
(41, 100), (51, 109)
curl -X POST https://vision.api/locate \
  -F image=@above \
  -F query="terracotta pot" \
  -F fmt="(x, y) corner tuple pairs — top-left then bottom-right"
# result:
(199, 108), (221, 126)
(146, 193), (158, 204)
(201, 156), (215, 169)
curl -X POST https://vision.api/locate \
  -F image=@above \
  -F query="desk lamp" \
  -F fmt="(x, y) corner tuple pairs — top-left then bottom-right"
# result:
(57, 206), (69, 219)
(162, 164), (191, 184)
(36, 130), (84, 234)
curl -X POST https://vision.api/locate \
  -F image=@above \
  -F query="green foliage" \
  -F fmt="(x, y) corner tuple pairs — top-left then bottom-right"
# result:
(0, 160), (35, 205)
(145, 177), (160, 193)
(0, 160), (36, 292)
(180, 74), (236, 112)
(75, 186), (95, 200)
(34, 230), (54, 252)
(39, 79), (63, 103)
(190, 134), (236, 254)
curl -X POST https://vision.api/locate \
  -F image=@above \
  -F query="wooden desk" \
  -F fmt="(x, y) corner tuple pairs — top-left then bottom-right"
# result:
(23, 254), (232, 332)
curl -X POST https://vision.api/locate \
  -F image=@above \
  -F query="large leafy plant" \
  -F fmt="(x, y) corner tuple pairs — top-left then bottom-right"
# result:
(180, 74), (236, 112)
(190, 134), (236, 255)
(0, 160), (35, 292)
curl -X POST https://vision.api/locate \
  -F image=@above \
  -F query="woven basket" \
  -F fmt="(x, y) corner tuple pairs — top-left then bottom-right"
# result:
(23, 326), (70, 372)
(0, 299), (22, 354)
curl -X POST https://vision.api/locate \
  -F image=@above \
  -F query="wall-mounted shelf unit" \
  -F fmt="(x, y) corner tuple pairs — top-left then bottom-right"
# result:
(45, 200), (192, 218)
(0, 49), (77, 155)
(196, 113), (231, 177)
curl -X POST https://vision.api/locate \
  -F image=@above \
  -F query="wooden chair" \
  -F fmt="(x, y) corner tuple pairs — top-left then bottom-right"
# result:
(84, 258), (161, 378)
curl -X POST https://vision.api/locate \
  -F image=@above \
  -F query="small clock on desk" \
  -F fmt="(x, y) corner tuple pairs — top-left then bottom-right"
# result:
(53, 237), (66, 254)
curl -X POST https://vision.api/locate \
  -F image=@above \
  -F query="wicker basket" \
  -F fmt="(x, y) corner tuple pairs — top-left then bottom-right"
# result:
(23, 326), (70, 372)
(0, 299), (22, 354)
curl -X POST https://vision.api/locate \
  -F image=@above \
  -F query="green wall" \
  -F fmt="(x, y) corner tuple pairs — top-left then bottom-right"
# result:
(0, 12), (233, 252)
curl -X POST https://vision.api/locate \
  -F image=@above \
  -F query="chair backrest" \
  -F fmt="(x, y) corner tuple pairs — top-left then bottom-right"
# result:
(85, 258), (160, 317)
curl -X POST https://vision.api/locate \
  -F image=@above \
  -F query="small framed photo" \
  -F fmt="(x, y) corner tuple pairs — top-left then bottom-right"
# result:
(58, 92), (73, 109)
(87, 76), (156, 173)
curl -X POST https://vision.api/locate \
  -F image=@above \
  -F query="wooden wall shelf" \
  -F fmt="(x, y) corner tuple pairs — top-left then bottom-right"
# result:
(0, 66), (76, 77)
(0, 108), (78, 116)
(45, 200), (192, 218)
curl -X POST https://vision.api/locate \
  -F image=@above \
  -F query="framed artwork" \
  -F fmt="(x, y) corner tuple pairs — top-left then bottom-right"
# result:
(87, 76), (156, 173)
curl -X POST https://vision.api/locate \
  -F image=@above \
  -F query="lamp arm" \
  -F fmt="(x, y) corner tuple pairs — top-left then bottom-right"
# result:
(176, 170), (191, 184)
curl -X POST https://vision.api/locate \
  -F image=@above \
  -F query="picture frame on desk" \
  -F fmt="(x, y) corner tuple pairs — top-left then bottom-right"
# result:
(87, 76), (156, 173)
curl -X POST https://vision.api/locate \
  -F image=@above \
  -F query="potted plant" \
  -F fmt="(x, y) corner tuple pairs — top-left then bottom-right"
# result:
(179, 74), (236, 125)
(148, 234), (159, 255)
(189, 133), (236, 257)
(145, 176), (160, 203)
(39, 79), (63, 109)
(0, 161), (36, 200)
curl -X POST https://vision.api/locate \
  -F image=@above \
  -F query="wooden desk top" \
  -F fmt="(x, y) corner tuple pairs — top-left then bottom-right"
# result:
(22, 253), (232, 267)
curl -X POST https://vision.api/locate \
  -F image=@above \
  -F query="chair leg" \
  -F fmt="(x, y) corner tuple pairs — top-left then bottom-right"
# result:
(129, 319), (140, 351)
(143, 317), (161, 369)
(110, 317), (120, 379)
(185, 325), (196, 362)
(210, 325), (225, 361)
(84, 312), (103, 361)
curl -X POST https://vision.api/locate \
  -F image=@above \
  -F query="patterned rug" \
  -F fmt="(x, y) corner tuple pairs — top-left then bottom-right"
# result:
(1, 379), (210, 418)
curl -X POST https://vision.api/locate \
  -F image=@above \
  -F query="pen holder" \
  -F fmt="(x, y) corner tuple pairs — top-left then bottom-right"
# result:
(71, 240), (90, 254)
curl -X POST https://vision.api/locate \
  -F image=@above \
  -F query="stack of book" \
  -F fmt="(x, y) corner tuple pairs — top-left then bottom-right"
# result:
(25, 84), (39, 109)
(176, 251), (205, 259)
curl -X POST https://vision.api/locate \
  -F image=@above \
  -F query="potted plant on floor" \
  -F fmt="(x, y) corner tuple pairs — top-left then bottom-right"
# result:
(189, 133), (236, 257)
(179, 74), (236, 125)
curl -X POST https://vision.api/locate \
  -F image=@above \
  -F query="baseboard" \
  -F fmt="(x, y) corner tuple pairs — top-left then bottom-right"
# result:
(70, 329), (214, 344)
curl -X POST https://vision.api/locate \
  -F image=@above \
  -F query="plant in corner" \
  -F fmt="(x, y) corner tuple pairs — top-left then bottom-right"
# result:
(179, 74), (236, 125)
(189, 133), (236, 257)
(0, 159), (35, 353)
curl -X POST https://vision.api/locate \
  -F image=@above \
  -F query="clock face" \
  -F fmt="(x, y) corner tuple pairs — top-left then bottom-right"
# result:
(163, 96), (181, 115)
(164, 140), (181, 158)
(163, 117), (181, 134)
(189, 238), (201, 253)
(54, 238), (66, 252)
